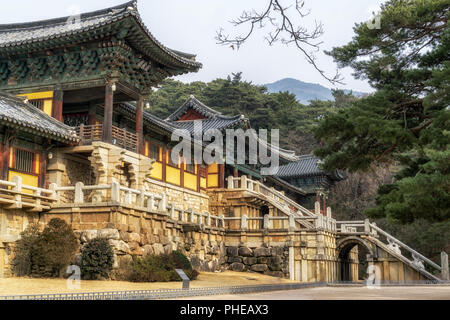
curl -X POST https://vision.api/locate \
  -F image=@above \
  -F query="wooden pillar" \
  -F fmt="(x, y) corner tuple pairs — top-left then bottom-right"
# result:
(103, 81), (114, 144)
(88, 102), (97, 125)
(136, 96), (144, 154)
(219, 164), (225, 188)
(52, 90), (64, 122)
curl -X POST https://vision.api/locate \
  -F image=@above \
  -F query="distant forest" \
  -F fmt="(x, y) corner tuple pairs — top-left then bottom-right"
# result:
(148, 72), (355, 156)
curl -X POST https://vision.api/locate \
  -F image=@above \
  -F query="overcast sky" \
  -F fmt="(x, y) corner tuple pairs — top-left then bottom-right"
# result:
(0, 0), (387, 92)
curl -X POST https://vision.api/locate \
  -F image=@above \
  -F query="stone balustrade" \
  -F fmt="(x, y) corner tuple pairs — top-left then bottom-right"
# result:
(0, 176), (57, 212)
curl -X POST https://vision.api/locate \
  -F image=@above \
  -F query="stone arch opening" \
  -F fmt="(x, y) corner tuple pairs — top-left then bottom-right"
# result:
(336, 237), (374, 282)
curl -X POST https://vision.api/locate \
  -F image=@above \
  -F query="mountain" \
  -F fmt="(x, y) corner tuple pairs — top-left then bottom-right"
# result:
(265, 78), (366, 104)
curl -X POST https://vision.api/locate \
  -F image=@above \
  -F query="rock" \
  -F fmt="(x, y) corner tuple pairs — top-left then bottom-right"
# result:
(251, 264), (268, 272)
(269, 256), (283, 265)
(81, 230), (98, 243)
(254, 247), (271, 257)
(226, 246), (239, 257)
(152, 243), (164, 255)
(123, 232), (141, 243)
(243, 257), (258, 265)
(229, 262), (245, 272)
(108, 240), (130, 255)
(257, 257), (268, 264)
(98, 229), (120, 240)
(128, 225), (138, 233)
(164, 244), (173, 255)
(142, 245), (154, 256)
(228, 256), (243, 264)
(238, 247), (253, 257)
(190, 255), (201, 270)
(271, 247), (284, 257)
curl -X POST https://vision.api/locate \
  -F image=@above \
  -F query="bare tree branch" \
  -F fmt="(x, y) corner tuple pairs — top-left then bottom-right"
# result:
(216, 0), (343, 85)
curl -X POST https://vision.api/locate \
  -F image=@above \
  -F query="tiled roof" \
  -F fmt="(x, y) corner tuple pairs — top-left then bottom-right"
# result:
(166, 95), (240, 121)
(116, 102), (181, 133)
(0, 1), (201, 72)
(276, 155), (345, 180)
(276, 155), (325, 178)
(0, 91), (78, 143)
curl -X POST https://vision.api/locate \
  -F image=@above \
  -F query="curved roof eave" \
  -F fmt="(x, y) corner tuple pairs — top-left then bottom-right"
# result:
(0, 1), (202, 72)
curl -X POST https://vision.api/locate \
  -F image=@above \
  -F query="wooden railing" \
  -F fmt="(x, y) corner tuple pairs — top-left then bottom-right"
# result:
(76, 124), (138, 153)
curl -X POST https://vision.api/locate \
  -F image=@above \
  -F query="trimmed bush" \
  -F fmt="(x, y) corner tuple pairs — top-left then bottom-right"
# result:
(12, 224), (41, 277)
(80, 238), (114, 280)
(12, 218), (79, 278)
(125, 251), (199, 282)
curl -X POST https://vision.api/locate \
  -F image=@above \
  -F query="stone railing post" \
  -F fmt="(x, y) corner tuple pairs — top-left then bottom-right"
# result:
(111, 181), (121, 203)
(364, 219), (371, 233)
(147, 195), (155, 211)
(241, 175), (247, 190)
(254, 182), (260, 193)
(263, 215), (270, 229)
(74, 182), (84, 204)
(158, 193), (167, 212)
(241, 215), (248, 230)
(188, 209), (195, 223)
(289, 214), (296, 231)
(11, 175), (23, 209)
(33, 189), (42, 211)
(227, 176), (234, 189)
(124, 190), (133, 205)
(206, 212), (211, 226)
(315, 201), (320, 215)
(136, 190), (145, 207)
(327, 207), (332, 218)
(441, 252), (449, 280)
(49, 183), (59, 203)
(220, 214), (225, 228)
(169, 205), (176, 220)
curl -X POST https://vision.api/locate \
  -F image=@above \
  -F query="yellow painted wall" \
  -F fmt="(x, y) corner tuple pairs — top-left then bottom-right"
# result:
(207, 163), (219, 188)
(207, 174), (219, 188)
(166, 166), (181, 186)
(200, 177), (207, 189)
(150, 161), (163, 180)
(42, 100), (53, 117)
(8, 171), (39, 194)
(18, 92), (54, 117)
(184, 172), (197, 191)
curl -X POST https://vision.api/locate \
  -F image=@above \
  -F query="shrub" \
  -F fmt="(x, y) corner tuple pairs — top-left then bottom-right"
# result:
(12, 218), (78, 278)
(12, 224), (41, 277)
(80, 238), (114, 280)
(126, 251), (198, 282)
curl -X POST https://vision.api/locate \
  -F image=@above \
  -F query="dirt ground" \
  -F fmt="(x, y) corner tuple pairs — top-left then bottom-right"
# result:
(0, 271), (295, 296)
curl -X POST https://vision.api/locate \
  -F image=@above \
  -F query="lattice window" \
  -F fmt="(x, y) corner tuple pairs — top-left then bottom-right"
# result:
(29, 99), (44, 110)
(149, 144), (160, 161)
(13, 149), (36, 174)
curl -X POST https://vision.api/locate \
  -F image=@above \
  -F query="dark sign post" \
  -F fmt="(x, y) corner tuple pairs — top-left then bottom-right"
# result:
(175, 269), (190, 290)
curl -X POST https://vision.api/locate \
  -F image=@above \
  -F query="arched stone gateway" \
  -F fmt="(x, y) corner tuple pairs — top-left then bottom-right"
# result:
(336, 236), (376, 282)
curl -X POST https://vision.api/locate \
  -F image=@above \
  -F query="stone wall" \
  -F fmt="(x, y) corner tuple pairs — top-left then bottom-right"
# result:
(0, 208), (40, 277)
(43, 204), (227, 276)
(226, 245), (289, 278)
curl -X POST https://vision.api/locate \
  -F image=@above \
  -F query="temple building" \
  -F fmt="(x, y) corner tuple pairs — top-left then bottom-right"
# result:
(0, 1), (445, 284)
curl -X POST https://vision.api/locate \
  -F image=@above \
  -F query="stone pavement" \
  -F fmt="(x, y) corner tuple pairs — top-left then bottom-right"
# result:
(178, 285), (450, 300)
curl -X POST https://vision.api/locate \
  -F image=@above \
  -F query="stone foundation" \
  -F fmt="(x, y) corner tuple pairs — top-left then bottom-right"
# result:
(225, 245), (290, 278)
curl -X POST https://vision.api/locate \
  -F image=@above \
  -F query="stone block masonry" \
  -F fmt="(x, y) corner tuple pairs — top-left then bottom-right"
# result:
(225, 245), (290, 278)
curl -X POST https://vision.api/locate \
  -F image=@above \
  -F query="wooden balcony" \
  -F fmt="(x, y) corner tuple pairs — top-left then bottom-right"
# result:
(76, 124), (138, 153)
